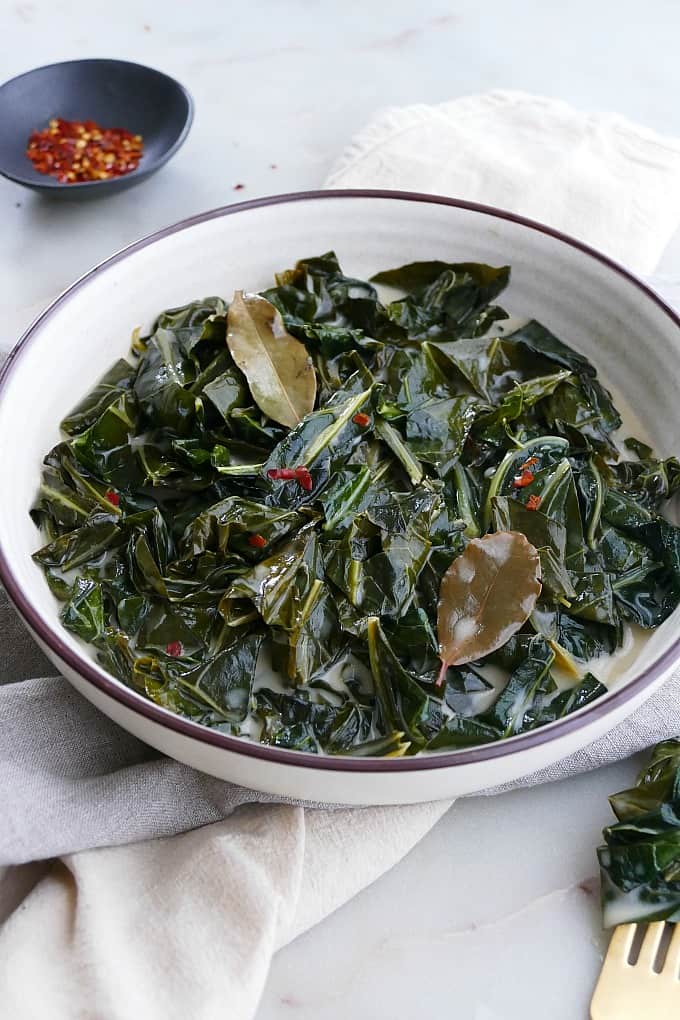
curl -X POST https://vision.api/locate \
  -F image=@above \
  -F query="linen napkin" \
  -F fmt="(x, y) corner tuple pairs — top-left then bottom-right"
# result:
(4, 90), (680, 1020)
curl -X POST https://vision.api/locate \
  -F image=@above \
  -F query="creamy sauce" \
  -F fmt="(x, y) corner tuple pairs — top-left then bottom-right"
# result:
(603, 888), (665, 929)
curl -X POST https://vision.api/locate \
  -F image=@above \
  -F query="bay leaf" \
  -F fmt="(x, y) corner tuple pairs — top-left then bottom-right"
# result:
(437, 531), (542, 671)
(226, 290), (316, 429)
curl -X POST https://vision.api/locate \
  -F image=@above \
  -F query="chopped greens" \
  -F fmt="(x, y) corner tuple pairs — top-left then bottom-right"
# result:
(31, 253), (680, 755)
(599, 740), (680, 926)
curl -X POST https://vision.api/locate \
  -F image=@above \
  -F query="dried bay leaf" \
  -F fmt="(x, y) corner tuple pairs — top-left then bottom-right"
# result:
(437, 531), (542, 674)
(226, 290), (316, 429)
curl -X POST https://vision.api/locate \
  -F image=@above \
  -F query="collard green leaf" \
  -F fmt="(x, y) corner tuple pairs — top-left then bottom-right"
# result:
(531, 604), (618, 662)
(70, 392), (141, 490)
(426, 716), (500, 750)
(226, 291), (316, 429)
(531, 673), (606, 727)
(598, 739), (680, 927)
(179, 497), (303, 562)
(33, 516), (123, 571)
(371, 261), (510, 338)
(612, 437), (680, 511)
(481, 436), (569, 530)
(255, 685), (373, 754)
(491, 495), (575, 601)
(60, 359), (136, 436)
(154, 296), (227, 361)
(574, 456), (605, 548)
(325, 488), (440, 620)
(437, 531), (542, 669)
(266, 382), (373, 471)
(270, 579), (347, 685)
(222, 527), (323, 630)
(366, 616), (434, 749)
(201, 365), (249, 423)
(30, 463), (100, 538)
(262, 383), (374, 507)
(60, 577), (106, 642)
(319, 466), (372, 533)
(504, 320), (622, 440)
(374, 417), (424, 485)
(478, 635), (556, 736)
(384, 599), (439, 675)
(174, 633), (263, 722)
(439, 665), (493, 717)
(428, 336), (552, 404)
(133, 327), (197, 435)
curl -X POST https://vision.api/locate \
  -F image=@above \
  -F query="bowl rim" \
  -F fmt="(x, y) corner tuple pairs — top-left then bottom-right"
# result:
(0, 57), (194, 190)
(2, 187), (680, 774)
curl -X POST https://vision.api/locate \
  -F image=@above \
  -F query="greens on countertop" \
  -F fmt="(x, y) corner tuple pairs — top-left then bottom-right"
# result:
(599, 739), (680, 926)
(31, 252), (680, 756)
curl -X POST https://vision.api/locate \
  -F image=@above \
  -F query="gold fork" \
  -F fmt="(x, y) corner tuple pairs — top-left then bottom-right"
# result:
(591, 922), (680, 1019)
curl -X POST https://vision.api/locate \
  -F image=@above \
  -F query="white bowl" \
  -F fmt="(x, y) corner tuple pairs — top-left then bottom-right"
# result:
(2, 190), (680, 805)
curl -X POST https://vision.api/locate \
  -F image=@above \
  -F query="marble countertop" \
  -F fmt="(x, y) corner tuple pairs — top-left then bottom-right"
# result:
(4, 2), (680, 1017)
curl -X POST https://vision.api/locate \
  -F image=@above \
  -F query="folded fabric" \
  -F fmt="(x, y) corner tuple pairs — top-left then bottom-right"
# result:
(3, 90), (680, 1020)
(326, 90), (680, 275)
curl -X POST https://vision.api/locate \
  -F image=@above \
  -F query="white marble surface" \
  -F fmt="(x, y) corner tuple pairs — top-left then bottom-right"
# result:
(4, 2), (680, 1017)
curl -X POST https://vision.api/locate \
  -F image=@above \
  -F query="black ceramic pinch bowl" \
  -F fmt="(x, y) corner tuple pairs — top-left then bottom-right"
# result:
(0, 58), (193, 197)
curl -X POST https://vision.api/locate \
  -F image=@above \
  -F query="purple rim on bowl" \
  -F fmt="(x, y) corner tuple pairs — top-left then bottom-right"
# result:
(2, 189), (679, 772)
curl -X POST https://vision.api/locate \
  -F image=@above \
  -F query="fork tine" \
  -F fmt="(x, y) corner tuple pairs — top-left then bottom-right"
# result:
(637, 922), (666, 970)
(661, 923), (680, 978)
(605, 923), (637, 964)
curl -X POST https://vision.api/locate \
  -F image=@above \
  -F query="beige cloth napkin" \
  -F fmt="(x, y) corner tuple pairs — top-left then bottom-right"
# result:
(326, 90), (680, 275)
(4, 90), (680, 1020)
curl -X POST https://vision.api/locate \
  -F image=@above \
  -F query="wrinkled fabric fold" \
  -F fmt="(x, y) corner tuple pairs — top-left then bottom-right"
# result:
(325, 90), (680, 276)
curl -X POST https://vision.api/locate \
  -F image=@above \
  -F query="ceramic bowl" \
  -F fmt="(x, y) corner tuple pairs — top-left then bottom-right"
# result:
(0, 59), (193, 197)
(1, 190), (679, 804)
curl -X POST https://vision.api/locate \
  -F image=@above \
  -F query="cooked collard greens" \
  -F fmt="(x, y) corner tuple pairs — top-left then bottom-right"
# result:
(32, 253), (680, 755)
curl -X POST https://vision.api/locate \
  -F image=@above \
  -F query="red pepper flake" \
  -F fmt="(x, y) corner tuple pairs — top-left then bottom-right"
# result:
(513, 469), (535, 489)
(526, 494), (542, 511)
(233, 183), (245, 190)
(165, 641), (183, 657)
(520, 456), (539, 471)
(248, 533), (267, 549)
(26, 118), (143, 184)
(267, 466), (313, 491)
(294, 466), (313, 491)
(267, 468), (296, 481)
(352, 412), (371, 427)
(105, 489), (120, 508)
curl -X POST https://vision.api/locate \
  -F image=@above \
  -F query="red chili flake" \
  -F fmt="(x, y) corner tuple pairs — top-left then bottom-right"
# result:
(248, 533), (267, 548)
(513, 469), (535, 489)
(26, 118), (143, 184)
(294, 466), (313, 491)
(104, 489), (120, 507)
(233, 183), (245, 190)
(352, 412), (371, 427)
(267, 468), (297, 481)
(267, 466), (313, 491)
(165, 641), (183, 657)
(526, 494), (542, 511)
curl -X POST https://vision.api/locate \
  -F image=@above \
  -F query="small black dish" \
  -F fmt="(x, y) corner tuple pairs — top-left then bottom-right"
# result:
(0, 58), (193, 198)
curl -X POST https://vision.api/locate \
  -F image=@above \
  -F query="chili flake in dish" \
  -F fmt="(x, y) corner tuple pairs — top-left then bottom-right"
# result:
(26, 118), (143, 183)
